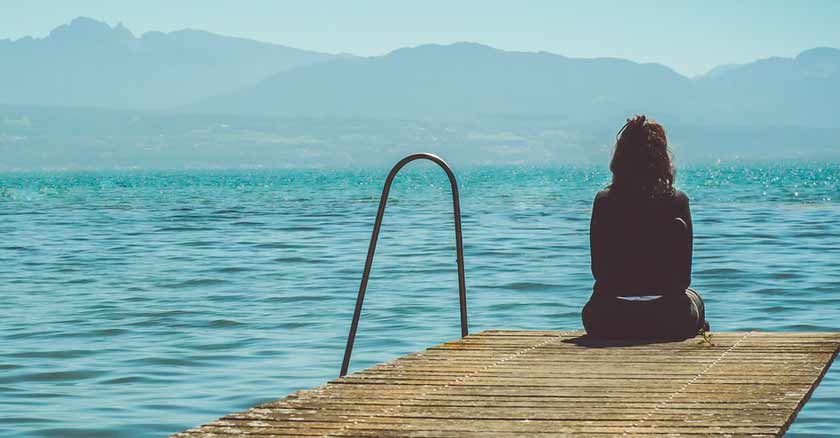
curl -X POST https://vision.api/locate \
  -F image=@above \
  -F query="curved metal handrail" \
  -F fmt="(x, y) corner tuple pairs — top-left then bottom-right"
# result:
(339, 153), (468, 377)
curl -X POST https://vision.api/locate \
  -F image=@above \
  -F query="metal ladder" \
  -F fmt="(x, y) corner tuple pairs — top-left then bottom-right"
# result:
(339, 153), (468, 377)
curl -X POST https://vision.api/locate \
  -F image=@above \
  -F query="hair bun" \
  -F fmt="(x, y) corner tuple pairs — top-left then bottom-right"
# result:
(623, 115), (647, 133)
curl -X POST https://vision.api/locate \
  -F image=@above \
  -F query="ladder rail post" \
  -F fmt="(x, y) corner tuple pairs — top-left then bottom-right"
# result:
(339, 153), (468, 377)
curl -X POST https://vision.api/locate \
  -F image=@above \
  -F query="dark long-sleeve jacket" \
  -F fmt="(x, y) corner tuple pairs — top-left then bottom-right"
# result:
(589, 188), (693, 298)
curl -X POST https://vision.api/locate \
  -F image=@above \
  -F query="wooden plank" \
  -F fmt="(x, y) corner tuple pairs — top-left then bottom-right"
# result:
(172, 330), (840, 437)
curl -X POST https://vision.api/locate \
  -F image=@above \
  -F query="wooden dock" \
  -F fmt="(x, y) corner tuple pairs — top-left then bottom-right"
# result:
(173, 330), (840, 437)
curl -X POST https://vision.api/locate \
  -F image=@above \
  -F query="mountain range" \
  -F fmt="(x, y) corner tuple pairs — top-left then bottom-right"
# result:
(1, 17), (838, 129)
(0, 17), (838, 168)
(195, 43), (840, 129)
(0, 17), (341, 109)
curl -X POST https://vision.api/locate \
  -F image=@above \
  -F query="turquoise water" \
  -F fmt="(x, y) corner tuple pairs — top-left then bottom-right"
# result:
(1, 163), (839, 438)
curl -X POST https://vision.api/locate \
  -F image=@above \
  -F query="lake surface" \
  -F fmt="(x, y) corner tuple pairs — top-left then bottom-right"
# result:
(1, 163), (839, 437)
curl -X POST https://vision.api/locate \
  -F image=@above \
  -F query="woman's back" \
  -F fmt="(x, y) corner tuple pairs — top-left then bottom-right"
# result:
(590, 188), (692, 298)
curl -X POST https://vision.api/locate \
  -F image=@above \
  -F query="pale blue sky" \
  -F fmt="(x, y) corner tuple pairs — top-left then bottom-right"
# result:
(2, 0), (839, 76)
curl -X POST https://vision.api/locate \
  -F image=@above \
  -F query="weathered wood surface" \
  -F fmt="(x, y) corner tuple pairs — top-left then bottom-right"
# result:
(173, 330), (840, 437)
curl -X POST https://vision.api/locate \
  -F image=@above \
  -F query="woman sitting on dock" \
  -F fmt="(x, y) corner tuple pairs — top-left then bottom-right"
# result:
(582, 115), (709, 339)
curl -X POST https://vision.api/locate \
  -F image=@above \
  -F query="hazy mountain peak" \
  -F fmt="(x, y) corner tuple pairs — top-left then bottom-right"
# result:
(444, 41), (498, 51)
(796, 47), (840, 64)
(384, 42), (500, 58)
(794, 47), (840, 79)
(48, 16), (135, 43)
(796, 47), (840, 70)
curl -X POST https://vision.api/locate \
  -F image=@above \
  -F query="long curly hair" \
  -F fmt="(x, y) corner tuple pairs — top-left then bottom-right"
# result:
(609, 115), (675, 198)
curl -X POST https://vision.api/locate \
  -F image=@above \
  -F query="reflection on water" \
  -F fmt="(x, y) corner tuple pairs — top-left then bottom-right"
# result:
(0, 163), (838, 437)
